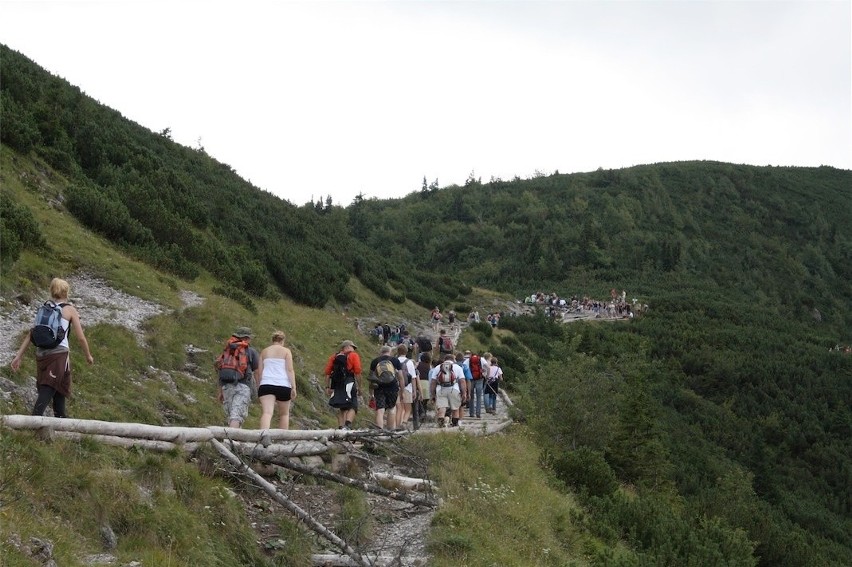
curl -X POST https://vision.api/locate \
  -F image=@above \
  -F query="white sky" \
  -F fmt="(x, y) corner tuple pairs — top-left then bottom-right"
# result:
(2, 0), (850, 206)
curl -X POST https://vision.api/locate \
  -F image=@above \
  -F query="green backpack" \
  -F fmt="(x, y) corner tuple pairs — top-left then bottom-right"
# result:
(369, 358), (397, 384)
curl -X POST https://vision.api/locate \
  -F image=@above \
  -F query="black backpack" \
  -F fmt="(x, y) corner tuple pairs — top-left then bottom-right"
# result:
(330, 353), (354, 389)
(30, 301), (69, 349)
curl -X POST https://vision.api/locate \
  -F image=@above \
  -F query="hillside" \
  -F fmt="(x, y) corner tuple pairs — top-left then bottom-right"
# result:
(2, 41), (851, 567)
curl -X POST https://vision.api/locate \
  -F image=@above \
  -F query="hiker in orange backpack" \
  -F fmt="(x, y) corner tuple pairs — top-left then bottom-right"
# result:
(215, 326), (260, 428)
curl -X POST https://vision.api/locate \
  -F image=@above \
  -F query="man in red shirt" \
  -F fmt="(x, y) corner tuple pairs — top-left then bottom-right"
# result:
(324, 340), (363, 430)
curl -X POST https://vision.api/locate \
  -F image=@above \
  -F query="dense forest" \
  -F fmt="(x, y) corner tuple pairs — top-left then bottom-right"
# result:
(2, 43), (850, 566)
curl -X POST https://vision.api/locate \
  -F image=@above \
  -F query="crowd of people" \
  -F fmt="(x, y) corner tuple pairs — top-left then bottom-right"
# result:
(522, 288), (648, 320)
(324, 335), (503, 431)
(213, 322), (504, 432)
(10, 280), (506, 432)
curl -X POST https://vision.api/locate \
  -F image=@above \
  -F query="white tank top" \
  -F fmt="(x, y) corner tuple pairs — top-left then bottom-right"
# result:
(58, 317), (70, 349)
(260, 358), (291, 388)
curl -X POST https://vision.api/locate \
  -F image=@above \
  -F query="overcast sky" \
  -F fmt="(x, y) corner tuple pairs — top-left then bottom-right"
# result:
(2, 0), (850, 206)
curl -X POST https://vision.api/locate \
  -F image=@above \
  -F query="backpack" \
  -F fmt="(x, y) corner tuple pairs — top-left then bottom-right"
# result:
(30, 301), (69, 349)
(469, 354), (482, 379)
(369, 358), (398, 384)
(437, 360), (456, 386)
(329, 352), (354, 389)
(438, 335), (453, 354)
(398, 357), (412, 385)
(216, 337), (250, 383)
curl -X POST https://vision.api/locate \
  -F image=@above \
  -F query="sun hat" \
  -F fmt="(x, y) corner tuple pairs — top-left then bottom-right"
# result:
(340, 339), (358, 350)
(233, 326), (253, 338)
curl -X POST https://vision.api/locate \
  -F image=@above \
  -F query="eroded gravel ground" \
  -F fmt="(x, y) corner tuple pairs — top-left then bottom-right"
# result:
(0, 274), (206, 366)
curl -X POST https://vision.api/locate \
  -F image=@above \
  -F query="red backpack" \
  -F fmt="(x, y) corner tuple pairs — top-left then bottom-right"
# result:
(437, 360), (456, 386)
(469, 354), (482, 379)
(216, 337), (249, 383)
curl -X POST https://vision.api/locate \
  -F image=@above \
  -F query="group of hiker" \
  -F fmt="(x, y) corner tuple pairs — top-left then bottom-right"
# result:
(523, 289), (648, 320)
(10, 279), (504, 432)
(324, 334), (504, 431)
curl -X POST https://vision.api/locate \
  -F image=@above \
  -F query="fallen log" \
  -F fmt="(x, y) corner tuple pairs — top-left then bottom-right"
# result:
(2, 415), (210, 442)
(210, 438), (372, 567)
(267, 456), (437, 507)
(53, 431), (201, 452)
(311, 553), (425, 566)
(1, 415), (407, 445)
(370, 471), (435, 492)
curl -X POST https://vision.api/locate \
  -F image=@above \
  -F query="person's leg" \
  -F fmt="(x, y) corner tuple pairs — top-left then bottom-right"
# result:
(277, 400), (291, 430)
(224, 384), (250, 428)
(259, 395), (276, 429)
(375, 408), (385, 428)
(52, 391), (68, 418)
(32, 385), (56, 416)
(474, 380), (483, 417)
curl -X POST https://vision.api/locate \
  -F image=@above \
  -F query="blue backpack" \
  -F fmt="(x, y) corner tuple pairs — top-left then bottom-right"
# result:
(30, 300), (68, 349)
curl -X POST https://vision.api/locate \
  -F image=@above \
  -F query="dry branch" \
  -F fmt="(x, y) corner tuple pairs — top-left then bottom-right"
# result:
(311, 553), (424, 566)
(210, 438), (372, 567)
(370, 472), (435, 492)
(267, 456), (437, 507)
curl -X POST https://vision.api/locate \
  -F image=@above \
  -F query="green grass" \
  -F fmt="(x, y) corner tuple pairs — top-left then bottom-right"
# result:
(404, 427), (601, 567)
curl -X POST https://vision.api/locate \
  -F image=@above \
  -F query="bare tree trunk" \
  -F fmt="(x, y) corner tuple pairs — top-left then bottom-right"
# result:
(2, 415), (406, 445)
(210, 438), (372, 567)
(266, 456), (437, 507)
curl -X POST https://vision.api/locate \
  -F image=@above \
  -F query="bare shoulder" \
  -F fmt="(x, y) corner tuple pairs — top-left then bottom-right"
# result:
(61, 303), (80, 319)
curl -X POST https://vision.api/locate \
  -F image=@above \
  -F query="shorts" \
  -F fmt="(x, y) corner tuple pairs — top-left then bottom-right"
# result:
(258, 384), (292, 401)
(222, 382), (251, 425)
(400, 388), (414, 404)
(435, 385), (461, 410)
(373, 386), (399, 410)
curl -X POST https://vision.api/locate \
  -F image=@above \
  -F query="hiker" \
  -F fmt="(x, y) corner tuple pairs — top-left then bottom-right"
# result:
(415, 334), (432, 359)
(216, 326), (260, 429)
(430, 354), (466, 427)
(485, 356), (502, 414)
(455, 351), (472, 415)
(325, 339), (362, 430)
(430, 307), (442, 331)
(447, 309), (456, 329)
(464, 350), (489, 419)
(257, 330), (296, 430)
(368, 344), (403, 430)
(394, 344), (418, 429)
(10, 277), (94, 418)
(436, 328), (454, 358)
(415, 351), (432, 420)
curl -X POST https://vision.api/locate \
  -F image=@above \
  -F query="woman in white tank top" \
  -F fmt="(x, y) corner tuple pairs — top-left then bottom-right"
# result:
(257, 330), (296, 429)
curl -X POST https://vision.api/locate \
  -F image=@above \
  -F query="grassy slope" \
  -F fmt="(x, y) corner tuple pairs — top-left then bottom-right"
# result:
(1, 148), (601, 566)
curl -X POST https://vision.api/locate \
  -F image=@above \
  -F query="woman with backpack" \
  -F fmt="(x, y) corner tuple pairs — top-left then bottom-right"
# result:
(10, 278), (94, 418)
(257, 330), (296, 430)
